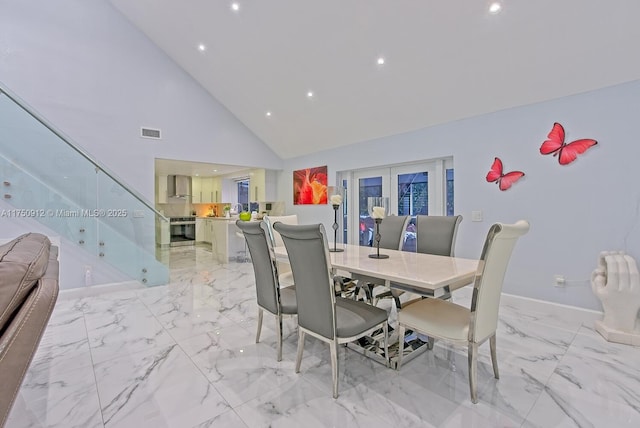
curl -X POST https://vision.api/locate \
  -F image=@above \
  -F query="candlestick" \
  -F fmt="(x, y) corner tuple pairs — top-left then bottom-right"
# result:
(368, 217), (389, 259)
(328, 185), (344, 252)
(367, 197), (389, 259)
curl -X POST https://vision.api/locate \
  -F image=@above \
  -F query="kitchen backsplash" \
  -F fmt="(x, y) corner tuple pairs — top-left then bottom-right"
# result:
(157, 201), (285, 218)
(157, 202), (192, 217)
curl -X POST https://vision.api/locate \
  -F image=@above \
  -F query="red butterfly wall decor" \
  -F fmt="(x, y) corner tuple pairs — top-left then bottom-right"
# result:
(539, 122), (597, 165)
(486, 157), (525, 191)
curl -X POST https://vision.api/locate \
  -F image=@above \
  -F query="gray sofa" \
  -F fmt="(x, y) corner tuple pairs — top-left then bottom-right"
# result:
(0, 233), (59, 427)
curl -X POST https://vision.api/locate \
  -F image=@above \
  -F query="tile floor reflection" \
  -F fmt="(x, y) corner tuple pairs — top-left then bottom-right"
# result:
(7, 244), (640, 427)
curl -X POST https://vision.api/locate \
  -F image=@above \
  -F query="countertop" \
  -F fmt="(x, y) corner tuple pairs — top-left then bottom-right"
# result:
(197, 216), (261, 222)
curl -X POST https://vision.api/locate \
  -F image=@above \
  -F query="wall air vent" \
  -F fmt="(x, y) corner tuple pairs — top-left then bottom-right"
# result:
(140, 127), (161, 139)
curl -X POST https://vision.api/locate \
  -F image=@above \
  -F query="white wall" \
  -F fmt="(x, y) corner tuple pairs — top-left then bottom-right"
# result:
(0, 0), (282, 287)
(279, 80), (640, 311)
(0, 0), (282, 202)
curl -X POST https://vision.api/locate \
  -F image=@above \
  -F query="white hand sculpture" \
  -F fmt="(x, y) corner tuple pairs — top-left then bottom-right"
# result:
(591, 251), (640, 332)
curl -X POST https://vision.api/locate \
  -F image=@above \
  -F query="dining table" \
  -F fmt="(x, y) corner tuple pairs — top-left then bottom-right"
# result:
(273, 243), (480, 367)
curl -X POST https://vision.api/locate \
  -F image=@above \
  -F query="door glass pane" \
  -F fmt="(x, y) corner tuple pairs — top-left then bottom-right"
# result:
(446, 168), (454, 216)
(397, 172), (427, 252)
(342, 178), (348, 244)
(358, 177), (382, 246)
(397, 172), (428, 216)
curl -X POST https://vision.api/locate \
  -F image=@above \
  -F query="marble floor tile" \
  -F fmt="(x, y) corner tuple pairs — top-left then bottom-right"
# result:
(28, 308), (93, 377)
(83, 299), (176, 363)
(93, 344), (230, 428)
(188, 338), (308, 408)
(8, 363), (103, 428)
(474, 314), (577, 380)
(192, 409), (249, 428)
(234, 377), (392, 428)
(7, 246), (640, 428)
(523, 377), (640, 428)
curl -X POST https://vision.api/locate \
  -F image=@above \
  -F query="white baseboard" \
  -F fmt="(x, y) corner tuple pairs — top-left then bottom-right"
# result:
(57, 280), (145, 301)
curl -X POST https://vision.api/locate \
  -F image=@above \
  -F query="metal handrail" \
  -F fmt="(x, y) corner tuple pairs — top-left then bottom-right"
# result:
(0, 83), (168, 222)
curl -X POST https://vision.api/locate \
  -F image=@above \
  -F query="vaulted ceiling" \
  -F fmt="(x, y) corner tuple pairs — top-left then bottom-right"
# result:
(110, 0), (640, 159)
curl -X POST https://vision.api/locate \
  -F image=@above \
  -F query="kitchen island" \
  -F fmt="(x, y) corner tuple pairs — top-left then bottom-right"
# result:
(197, 217), (248, 263)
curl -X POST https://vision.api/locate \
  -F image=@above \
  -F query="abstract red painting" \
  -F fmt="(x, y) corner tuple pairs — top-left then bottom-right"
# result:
(293, 166), (328, 205)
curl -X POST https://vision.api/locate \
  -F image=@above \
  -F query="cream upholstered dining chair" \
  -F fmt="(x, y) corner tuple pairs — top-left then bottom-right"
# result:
(353, 215), (409, 302)
(396, 220), (530, 404)
(374, 215), (463, 307)
(263, 214), (298, 286)
(236, 220), (297, 362)
(273, 222), (389, 399)
(263, 214), (298, 249)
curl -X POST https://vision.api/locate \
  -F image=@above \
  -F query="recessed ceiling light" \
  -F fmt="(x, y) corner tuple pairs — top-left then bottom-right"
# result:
(488, 2), (502, 14)
(377, 57), (385, 65)
(265, 111), (272, 117)
(197, 43), (206, 52)
(213, 169), (218, 172)
(231, 2), (240, 12)
(307, 91), (314, 98)
(195, 174), (199, 177)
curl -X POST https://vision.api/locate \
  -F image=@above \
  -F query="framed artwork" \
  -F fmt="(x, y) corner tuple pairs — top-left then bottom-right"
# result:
(293, 165), (327, 205)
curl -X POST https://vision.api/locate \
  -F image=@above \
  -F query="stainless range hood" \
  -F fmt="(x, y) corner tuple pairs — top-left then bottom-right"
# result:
(167, 175), (191, 198)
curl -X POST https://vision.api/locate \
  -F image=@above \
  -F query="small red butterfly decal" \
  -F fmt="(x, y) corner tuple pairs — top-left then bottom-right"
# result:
(539, 122), (597, 165)
(486, 157), (525, 191)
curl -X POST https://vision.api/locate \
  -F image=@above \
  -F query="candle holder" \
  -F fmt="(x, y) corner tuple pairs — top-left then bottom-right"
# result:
(367, 196), (389, 259)
(328, 186), (344, 252)
(368, 217), (389, 259)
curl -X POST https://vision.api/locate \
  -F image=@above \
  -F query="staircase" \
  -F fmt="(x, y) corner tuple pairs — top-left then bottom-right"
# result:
(0, 85), (168, 286)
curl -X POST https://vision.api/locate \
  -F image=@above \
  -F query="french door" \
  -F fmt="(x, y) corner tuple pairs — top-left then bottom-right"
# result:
(347, 159), (451, 248)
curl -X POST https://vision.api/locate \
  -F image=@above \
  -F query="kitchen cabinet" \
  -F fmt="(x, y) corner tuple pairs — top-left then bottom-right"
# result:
(202, 177), (214, 203)
(249, 169), (277, 201)
(196, 218), (214, 243)
(211, 177), (222, 202)
(155, 218), (170, 247)
(196, 218), (205, 242)
(192, 177), (203, 203)
(204, 220), (213, 243)
(192, 177), (216, 203)
(156, 175), (168, 204)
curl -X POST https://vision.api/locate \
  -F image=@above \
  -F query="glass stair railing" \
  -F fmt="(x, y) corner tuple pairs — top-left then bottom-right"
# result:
(0, 85), (169, 286)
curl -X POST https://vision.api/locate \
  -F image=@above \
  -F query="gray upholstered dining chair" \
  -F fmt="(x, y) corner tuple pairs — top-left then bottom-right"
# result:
(416, 214), (463, 257)
(236, 220), (297, 362)
(396, 220), (530, 404)
(273, 222), (389, 399)
(374, 214), (463, 307)
(353, 215), (410, 302)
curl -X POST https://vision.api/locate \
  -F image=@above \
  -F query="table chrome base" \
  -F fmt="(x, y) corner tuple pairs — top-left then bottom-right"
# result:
(345, 326), (430, 369)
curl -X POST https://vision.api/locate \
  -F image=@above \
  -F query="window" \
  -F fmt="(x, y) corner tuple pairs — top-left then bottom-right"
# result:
(237, 179), (249, 211)
(340, 158), (454, 248)
(446, 168), (454, 216)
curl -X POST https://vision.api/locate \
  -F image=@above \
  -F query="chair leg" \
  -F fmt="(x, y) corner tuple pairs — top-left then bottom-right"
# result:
(256, 308), (264, 343)
(276, 314), (283, 362)
(382, 322), (389, 368)
(396, 325), (405, 370)
(490, 335), (499, 379)
(330, 341), (339, 399)
(427, 336), (435, 350)
(295, 330), (305, 373)
(468, 342), (479, 404)
(392, 293), (402, 311)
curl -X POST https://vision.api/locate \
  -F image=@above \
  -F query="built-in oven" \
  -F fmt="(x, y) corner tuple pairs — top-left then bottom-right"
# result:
(169, 216), (196, 246)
